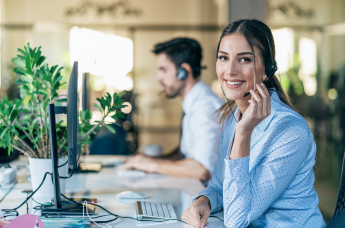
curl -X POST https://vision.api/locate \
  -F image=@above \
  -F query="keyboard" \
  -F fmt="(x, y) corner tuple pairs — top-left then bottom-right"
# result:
(135, 201), (177, 221)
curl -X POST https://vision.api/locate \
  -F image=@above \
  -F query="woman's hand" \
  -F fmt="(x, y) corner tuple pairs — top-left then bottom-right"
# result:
(236, 82), (271, 136)
(181, 196), (211, 228)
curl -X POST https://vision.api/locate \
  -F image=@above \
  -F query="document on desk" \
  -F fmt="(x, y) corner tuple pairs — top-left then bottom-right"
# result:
(41, 218), (91, 228)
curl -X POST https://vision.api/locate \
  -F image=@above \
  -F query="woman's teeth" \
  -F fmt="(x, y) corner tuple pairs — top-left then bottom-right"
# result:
(227, 81), (243, 85)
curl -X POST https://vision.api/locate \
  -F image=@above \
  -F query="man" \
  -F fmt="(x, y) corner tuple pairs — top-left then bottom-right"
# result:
(124, 38), (223, 181)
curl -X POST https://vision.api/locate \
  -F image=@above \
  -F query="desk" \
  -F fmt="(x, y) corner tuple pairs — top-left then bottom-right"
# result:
(0, 155), (225, 227)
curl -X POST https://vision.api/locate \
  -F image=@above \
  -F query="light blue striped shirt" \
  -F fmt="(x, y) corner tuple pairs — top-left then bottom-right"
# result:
(198, 91), (326, 227)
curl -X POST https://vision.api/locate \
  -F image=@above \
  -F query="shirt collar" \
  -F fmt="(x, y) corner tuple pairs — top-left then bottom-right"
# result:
(182, 80), (206, 113)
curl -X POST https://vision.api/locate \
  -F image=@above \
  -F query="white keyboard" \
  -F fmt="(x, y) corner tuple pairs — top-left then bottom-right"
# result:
(135, 201), (177, 221)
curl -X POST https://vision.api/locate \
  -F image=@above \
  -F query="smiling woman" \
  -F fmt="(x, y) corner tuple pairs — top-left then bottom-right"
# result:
(215, 19), (296, 125)
(181, 19), (326, 228)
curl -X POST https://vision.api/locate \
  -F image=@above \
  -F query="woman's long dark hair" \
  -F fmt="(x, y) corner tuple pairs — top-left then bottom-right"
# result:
(216, 19), (297, 125)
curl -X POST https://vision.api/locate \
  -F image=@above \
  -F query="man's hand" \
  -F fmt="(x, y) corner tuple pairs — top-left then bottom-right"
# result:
(123, 154), (157, 173)
(182, 196), (211, 228)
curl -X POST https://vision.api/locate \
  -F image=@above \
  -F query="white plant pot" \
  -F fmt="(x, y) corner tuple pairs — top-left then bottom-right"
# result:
(29, 157), (68, 204)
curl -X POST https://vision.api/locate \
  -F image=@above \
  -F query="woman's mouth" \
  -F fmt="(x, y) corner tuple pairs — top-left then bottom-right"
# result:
(225, 80), (245, 89)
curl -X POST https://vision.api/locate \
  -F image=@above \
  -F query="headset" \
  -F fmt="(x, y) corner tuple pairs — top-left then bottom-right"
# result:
(176, 66), (207, 81)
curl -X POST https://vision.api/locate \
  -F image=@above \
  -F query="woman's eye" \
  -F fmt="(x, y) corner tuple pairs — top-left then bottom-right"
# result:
(218, 56), (228, 61)
(240, 57), (251, 62)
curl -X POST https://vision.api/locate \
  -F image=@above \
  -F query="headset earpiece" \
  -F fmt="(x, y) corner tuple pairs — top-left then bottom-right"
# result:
(265, 61), (277, 78)
(176, 67), (188, 80)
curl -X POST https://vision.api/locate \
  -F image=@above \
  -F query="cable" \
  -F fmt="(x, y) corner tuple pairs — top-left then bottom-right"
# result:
(31, 197), (45, 207)
(57, 160), (68, 168)
(25, 193), (29, 214)
(0, 168), (30, 204)
(59, 170), (73, 179)
(209, 215), (224, 221)
(83, 200), (112, 228)
(0, 180), (18, 203)
(221, 86), (238, 123)
(10, 171), (51, 211)
(60, 193), (119, 222)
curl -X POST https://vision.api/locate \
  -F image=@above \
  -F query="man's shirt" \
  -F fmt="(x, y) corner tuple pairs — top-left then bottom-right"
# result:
(180, 80), (223, 177)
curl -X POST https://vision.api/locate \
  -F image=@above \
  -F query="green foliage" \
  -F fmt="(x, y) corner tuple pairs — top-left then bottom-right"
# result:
(0, 43), (128, 158)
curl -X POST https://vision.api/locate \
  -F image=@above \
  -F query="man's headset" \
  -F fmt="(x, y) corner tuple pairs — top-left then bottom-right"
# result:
(158, 65), (207, 95)
(176, 66), (207, 81)
(216, 25), (277, 97)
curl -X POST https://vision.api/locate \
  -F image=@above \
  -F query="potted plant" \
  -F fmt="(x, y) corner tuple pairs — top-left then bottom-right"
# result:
(0, 44), (127, 202)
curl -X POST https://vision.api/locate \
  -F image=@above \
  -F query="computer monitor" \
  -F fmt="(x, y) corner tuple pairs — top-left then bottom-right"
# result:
(67, 62), (79, 170)
(81, 72), (90, 111)
(43, 61), (94, 215)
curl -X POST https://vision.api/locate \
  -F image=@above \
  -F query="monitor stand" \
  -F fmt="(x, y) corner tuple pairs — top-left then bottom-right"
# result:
(43, 104), (95, 216)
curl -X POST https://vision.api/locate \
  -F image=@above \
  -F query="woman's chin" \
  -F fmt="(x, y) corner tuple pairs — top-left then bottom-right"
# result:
(225, 91), (245, 101)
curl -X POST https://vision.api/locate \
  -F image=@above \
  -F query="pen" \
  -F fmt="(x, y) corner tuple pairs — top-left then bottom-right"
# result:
(34, 218), (40, 228)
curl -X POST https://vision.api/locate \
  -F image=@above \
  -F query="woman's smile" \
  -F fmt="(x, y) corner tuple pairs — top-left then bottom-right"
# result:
(224, 79), (246, 89)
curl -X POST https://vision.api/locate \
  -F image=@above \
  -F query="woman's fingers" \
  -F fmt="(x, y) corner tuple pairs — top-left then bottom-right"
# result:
(256, 84), (268, 116)
(249, 91), (259, 117)
(182, 206), (202, 228)
(260, 82), (271, 115)
(200, 209), (210, 228)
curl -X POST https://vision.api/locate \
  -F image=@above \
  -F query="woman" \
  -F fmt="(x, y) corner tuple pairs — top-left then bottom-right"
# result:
(181, 19), (325, 228)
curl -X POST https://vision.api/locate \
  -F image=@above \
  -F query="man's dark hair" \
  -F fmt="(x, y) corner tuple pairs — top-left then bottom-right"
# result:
(152, 38), (203, 79)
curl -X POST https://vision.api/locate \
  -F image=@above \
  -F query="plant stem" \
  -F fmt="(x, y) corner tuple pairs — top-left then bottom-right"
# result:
(10, 143), (37, 158)
(81, 120), (103, 141)
(0, 114), (36, 157)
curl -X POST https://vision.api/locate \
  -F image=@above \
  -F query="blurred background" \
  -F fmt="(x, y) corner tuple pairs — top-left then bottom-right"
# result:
(0, 0), (344, 222)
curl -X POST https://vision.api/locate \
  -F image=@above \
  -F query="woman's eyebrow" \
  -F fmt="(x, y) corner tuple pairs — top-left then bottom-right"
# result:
(218, 50), (228, 55)
(237, 52), (253, 56)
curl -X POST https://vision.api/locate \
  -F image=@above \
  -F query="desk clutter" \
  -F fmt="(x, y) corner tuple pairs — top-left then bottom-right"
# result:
(0, 155), (212, 228)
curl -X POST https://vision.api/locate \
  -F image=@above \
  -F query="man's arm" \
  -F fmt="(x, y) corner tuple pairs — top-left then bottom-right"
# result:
(152, 158), (210, 180)
(160, 146), (180, 160)
(123, 155), (210, 181)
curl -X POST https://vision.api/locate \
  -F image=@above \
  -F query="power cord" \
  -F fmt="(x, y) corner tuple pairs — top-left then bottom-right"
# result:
(57, 160), (68, 168)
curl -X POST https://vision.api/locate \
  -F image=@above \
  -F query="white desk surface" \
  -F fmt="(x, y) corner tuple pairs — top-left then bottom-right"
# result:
(0, 155), (225, 227)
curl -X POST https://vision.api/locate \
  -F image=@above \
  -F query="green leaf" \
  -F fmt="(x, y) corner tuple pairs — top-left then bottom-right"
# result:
(25, 54), (33, 75)
(115, 112), (125, 119)
(14, 80), (27, 84)
(104, 124), (116, 134)
(18, 48), (25, 55)
(36, 56), (46, 66)
(13, 67), (26, 75)
(0, 128), (8, 139)
(12, 57), (26, 68)
(113, 93), (119, 104)
(4, 133), (10, 147)
(24, 95), (31, 105)
(10, 110), (17, 123)
(119, 91), (126, 98)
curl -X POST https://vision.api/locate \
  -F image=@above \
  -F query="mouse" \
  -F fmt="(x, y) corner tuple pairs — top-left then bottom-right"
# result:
(116, 191), (147, 199)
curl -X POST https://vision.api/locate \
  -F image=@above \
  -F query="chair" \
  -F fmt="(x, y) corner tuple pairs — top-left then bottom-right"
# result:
(333, 152), (345, 218)
(89, 124), (131, 155)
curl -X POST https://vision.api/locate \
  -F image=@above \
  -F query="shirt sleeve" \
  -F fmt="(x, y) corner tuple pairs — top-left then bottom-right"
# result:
(194, 129), (228, 213)
(189, 105), (222, 176)
(222, 124), (311, 228)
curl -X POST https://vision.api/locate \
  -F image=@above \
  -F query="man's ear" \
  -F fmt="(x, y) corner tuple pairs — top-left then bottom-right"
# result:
(180, 63), (193, 79)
